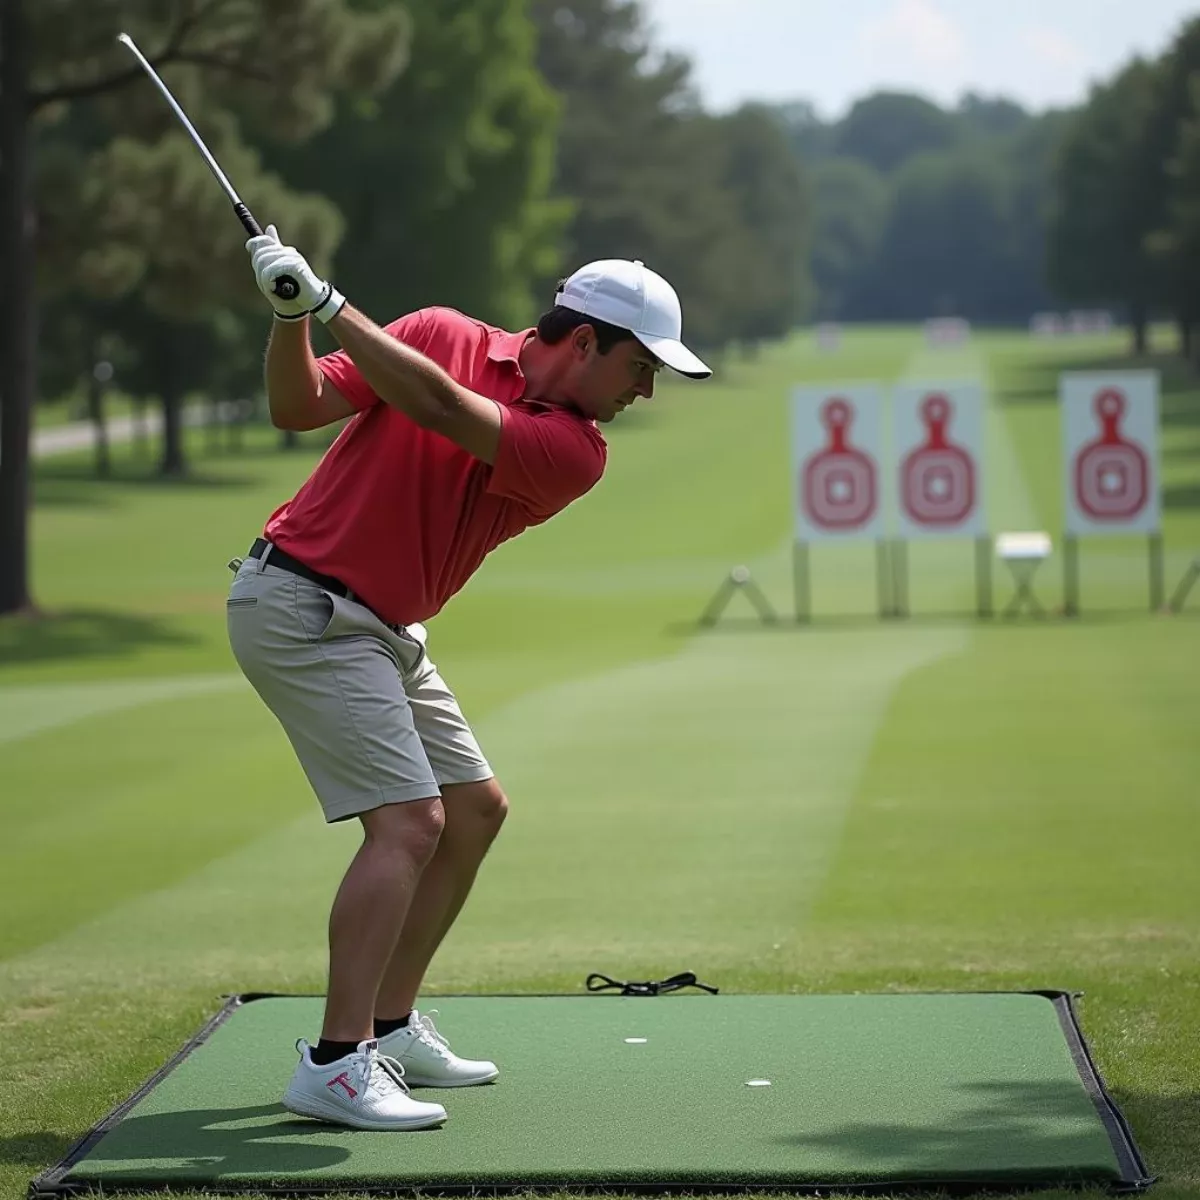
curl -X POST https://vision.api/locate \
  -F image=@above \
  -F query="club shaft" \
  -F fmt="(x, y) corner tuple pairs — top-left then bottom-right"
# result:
(116, 33), (241, 208)
(117, 32), (298, 297)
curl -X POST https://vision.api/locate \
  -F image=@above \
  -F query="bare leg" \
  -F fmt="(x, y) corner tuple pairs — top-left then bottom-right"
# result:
(375, 779), (508, 1019)
(321, 796), (445, 1042)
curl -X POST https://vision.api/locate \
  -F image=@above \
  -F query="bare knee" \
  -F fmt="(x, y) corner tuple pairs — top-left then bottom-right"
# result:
(443, 779), (508, 840)
(361, 796), (445, 865)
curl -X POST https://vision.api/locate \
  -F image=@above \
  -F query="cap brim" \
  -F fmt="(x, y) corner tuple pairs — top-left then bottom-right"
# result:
(636, 334), (712, 380)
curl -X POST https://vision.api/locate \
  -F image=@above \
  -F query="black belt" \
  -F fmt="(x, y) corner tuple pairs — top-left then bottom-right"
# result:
(248, 538), (354, 599)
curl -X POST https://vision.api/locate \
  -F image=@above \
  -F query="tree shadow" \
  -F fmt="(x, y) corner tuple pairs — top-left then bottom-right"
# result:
(33, 458), (265, 509)
(22, 1085), (1181, 1197)
(1164, 482), (1200, 511)
(768, 1079), (1164, 1190)
(997, 350), (1199, 418)
(0, 608), (200, 667)
(24, 1101), (458, 1193)
(0, 1130), (75, 1171)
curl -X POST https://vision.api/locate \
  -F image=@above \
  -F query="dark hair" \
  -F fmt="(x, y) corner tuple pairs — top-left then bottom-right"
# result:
(536, 281), (638, 355)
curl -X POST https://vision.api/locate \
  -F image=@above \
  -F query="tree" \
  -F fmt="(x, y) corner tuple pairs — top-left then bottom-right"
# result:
(1148, 75), (1200, 359)
(530, 0), (810, 354)
(266, 0), (568, 333)
(956, 93), (1029, 141)
(807, 157), (888, 320)
(996, 110), (1072, 323)
(0, 0), (409, 617)
(768, 99), (835, 164)
(710, 104), (813, 344)
(851, 149), (1011, 321)
(1134, 16), (1200, 352)
(832, 91), (962, 175)
(42, 124), (345, 473)
(530, 0), (700, 271)
(1046, 58), (1160, 352)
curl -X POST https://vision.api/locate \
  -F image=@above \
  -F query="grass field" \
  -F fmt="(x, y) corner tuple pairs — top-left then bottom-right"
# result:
(2, 323), (1198, 1200)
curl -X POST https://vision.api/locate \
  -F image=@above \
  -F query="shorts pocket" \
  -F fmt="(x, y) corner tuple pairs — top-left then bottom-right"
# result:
(226, 597), (258, 609)
(294, 585), (360, 643)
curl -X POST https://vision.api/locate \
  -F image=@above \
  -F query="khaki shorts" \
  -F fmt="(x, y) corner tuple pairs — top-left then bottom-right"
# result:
(225, 551), (493, 822)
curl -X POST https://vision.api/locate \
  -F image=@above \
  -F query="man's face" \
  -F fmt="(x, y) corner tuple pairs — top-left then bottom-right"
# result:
(565, 328), (664, 423)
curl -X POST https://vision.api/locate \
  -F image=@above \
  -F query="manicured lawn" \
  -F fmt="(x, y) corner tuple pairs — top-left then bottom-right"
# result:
(2, 325), (1197, 1200)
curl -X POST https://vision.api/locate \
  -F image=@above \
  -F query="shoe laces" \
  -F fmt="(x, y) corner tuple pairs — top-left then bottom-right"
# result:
(351, 1040), (411, 1098)
(414, 1009), (452, 1059)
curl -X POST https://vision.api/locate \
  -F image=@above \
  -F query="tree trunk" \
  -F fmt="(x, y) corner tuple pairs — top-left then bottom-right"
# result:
(132, 396), (148, 461)
(1178, 316), (1192, 360)
(159, 388), (186, 476)
(0, 0), (36, 616)
(1130, 305), (1148, 356)
(88, 369), (111, 479)
(157, 327), (187, 477)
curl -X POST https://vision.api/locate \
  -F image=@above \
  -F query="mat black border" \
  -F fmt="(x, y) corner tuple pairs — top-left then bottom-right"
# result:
(28, 988), (1157, 1199)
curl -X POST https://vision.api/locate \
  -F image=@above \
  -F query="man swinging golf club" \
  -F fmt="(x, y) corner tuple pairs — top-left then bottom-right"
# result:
(226, 226), (710, 1131)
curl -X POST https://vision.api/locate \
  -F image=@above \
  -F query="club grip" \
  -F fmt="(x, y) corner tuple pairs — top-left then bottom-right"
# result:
(236, 203), (300, 301)
(235, 203), (262, 238)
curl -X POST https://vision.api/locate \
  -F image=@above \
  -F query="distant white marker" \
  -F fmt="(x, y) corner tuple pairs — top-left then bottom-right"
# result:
(625, 1038), (648, 1044)
(746, 1079), (772, 1087)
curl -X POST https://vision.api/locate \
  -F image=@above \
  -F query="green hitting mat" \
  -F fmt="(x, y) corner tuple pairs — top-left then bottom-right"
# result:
(32, 989), (1153, 1196)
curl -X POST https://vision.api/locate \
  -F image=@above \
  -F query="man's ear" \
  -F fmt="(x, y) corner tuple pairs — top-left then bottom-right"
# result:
(572, 326), (593, 358)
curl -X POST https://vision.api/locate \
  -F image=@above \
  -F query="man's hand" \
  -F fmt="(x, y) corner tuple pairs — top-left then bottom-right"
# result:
(246, 225), (346, 323)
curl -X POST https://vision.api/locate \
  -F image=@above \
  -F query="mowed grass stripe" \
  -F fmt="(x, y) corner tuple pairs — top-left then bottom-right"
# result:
(0, 673), (242, 746)
(5, 326), (1199, 1200)
(811, 618), (1200, 935)
(0, 625), (964, 1002)
(0, 683), (305, 962)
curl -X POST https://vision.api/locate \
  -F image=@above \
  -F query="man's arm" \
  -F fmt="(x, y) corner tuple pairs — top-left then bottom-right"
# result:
(325, 303), (502, 464)
(264, 317), (357, 432)
(247, 228), (501, 459)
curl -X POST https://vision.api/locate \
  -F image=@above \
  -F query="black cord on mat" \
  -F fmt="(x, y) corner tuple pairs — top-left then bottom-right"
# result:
(585, 971), (719, 996)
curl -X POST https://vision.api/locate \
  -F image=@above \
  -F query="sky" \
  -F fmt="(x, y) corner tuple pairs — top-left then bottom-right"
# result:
(640, 0), (1200, 118)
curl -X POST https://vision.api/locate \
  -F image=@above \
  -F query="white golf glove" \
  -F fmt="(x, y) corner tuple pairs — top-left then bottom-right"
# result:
(246, 225), (345, 323)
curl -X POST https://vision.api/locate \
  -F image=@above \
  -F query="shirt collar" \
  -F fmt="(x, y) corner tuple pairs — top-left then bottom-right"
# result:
(487, 327), (534, 369)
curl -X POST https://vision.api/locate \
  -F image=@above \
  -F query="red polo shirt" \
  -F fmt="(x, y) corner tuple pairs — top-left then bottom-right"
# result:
(262, 306), (608, 625)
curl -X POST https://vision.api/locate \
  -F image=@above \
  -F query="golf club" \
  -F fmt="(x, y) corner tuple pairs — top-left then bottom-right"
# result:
(116, 31), (299, 301)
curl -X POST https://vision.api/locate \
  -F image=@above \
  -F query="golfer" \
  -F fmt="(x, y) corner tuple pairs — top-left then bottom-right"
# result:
(226, 226), (710, 1131)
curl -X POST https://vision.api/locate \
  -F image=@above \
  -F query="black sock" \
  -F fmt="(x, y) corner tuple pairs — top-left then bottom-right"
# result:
(374, 1012), (412, 1038)
(310, 1038), (360, 1066)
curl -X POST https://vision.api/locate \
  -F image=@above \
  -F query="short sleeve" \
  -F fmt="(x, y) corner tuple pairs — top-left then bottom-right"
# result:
(488, 407), (607, 518)
(317, 309), (433, 412)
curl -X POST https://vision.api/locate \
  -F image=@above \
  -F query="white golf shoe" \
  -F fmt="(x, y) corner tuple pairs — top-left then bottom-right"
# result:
(282, 1038), (448, 1131)
(377, 1009), (499, 1087)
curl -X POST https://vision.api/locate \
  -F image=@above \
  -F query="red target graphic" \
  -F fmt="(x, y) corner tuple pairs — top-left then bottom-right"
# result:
(802, 398), (877, 530)
(901, 393), (976, 526)
(1073, 388), (1148, 520)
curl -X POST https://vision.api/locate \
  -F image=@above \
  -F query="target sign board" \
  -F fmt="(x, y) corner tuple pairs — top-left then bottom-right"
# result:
(893, 383), (986, 539)
(1061, 371), (1160, 536)
(791, 385), (885, 542)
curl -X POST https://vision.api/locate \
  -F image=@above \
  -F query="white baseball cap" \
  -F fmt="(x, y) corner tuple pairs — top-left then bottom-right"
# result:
(554, 259), (711, 379)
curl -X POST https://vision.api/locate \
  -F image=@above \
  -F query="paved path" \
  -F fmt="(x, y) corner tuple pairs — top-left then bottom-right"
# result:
(32, 405), (213, 459)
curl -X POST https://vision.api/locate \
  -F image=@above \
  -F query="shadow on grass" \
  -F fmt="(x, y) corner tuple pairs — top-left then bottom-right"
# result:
(769, 1080), (1162, 1189)
(0, 608), (200, 667)
(1164, 482), (1200, 512)
(1000, 348), (1200, 430)
(33, 458), (266, 510)
(21, 1086), (1184, 1196)
(668, 608), (1200, 637)
(0, 1130), (75, 1172)
(20, 1102), (349, 1188)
